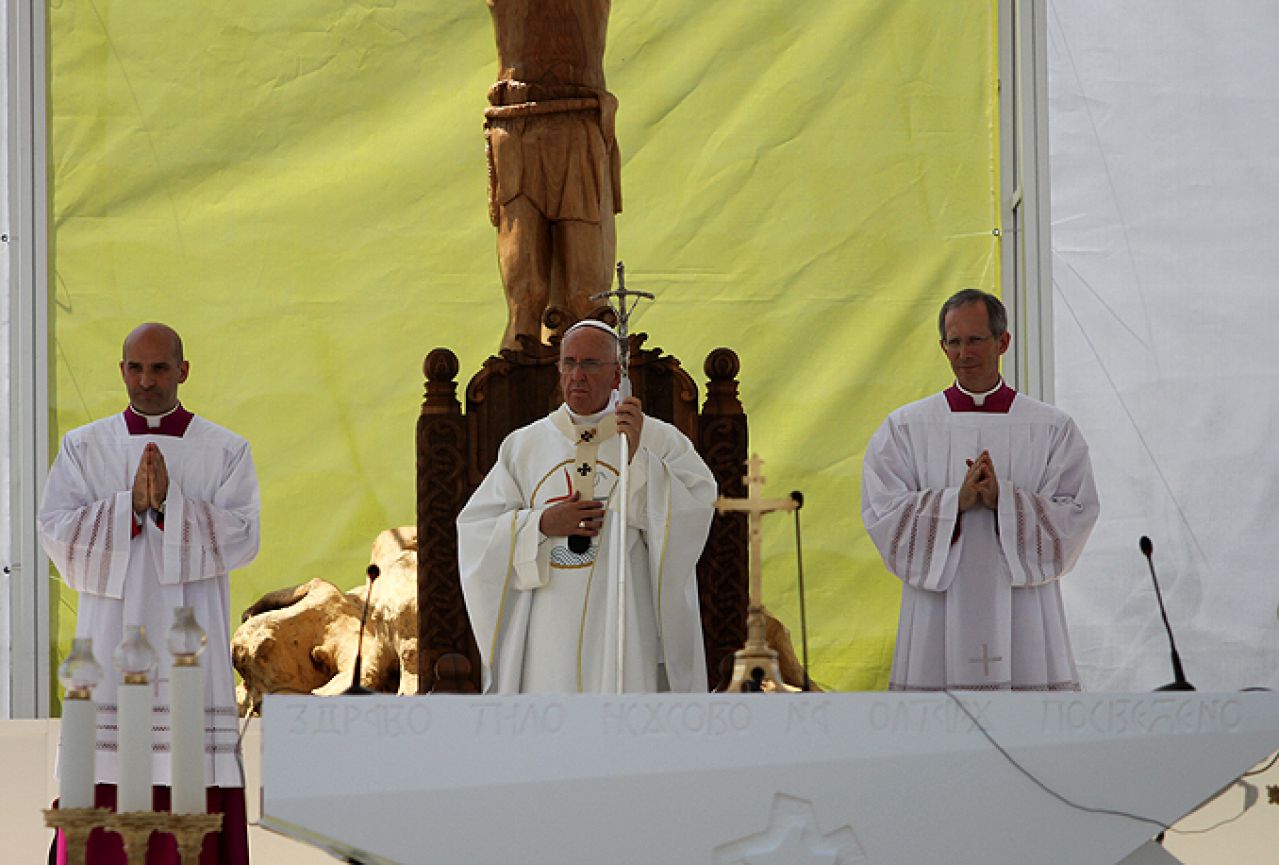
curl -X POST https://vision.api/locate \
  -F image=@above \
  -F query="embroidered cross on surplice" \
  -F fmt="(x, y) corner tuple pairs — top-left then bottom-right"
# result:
(969, 643), (1003, 677)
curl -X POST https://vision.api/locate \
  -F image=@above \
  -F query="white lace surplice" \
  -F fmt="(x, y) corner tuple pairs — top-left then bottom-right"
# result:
(862, 392), (1099, 691)
(39, 412), (260, 785)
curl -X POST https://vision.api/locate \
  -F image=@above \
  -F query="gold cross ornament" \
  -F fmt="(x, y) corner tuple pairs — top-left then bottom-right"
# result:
(715, 453), (798, 609)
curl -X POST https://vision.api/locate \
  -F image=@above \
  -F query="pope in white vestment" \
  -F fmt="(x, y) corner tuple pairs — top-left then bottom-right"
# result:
(862, 291), (1099, 691)
(37, 324), (258, 863)
(458, 321), (716, 693)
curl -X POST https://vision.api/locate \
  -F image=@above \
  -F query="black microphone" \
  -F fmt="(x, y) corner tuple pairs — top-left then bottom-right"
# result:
(343, 565), (380, 696)
(1139, 536), (1194, 691)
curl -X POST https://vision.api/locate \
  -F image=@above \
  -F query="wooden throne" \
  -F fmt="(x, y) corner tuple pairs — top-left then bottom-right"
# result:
(415, 332), (749, 693)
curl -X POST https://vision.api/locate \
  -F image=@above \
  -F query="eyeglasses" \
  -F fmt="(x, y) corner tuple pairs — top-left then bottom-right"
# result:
(557, 359), (618, 374)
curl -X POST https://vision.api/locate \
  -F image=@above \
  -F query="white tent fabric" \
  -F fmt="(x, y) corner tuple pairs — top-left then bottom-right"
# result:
(1050, 0), (1279, 691)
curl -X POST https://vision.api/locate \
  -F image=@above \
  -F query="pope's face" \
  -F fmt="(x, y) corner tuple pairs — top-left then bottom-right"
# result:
(120, 326), (188, 415)
(940, 301), (1010, 393)
(559, 328), (620, 415)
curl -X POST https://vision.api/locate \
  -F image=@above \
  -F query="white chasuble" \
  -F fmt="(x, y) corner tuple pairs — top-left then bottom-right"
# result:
(38, 409), (260, 785)
(861, 390), (1099, 691)
(458, 404), (716, 694)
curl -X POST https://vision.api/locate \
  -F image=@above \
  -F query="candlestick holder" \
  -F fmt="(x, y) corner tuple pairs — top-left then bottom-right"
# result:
(43, 807), (223, 865)
(164, 812), (225, 863)
(42, 807), (112, 865)
(109, 811), (173, 863)
(726, 604), (785, 692)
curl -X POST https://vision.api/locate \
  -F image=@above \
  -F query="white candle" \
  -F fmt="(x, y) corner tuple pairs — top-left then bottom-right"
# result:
(59, 697), (96, 809)
(169, 663), (206, 813)
(113, 626), (157, 813)
(116, 681), (153, 812)
(166, 606), (209, 814)
(57, 637), (102, 810)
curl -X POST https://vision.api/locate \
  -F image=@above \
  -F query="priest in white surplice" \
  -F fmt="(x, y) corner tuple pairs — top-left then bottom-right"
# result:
(459, 320), (716, 693)
(39, 323), (259, 865)
(862, 290), (1099, 692)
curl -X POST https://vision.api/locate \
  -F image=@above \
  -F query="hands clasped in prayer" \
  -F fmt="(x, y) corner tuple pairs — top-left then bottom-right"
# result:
(131, 441), (170, 516)
(959, 449), (998, 512)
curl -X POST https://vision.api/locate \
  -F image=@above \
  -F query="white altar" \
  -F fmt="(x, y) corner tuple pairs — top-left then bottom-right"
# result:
(260, 692), (1279, 865)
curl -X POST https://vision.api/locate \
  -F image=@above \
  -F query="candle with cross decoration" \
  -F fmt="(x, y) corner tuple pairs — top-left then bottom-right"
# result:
(714, 453), (798, 692)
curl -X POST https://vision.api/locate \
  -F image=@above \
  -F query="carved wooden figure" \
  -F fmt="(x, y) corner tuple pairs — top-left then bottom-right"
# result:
(484, 0), (622, 349)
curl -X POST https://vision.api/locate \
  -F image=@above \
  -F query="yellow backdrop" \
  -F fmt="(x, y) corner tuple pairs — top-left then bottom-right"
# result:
(48, 0), (1000, 693)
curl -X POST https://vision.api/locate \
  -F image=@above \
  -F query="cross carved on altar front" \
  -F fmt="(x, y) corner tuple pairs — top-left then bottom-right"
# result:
(714, 453), (798, 609)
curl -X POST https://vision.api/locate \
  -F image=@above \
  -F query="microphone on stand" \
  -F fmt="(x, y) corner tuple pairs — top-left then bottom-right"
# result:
(1139, 536), (1194, 692)
(343, 565), (380, 696)
(790, 491), (813, 692)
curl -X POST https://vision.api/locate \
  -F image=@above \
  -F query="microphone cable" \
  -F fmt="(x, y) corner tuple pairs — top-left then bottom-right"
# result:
(941, 689), (1171, 832)
(236, 709), (255, 791)
(1243, 749), (1279, 776)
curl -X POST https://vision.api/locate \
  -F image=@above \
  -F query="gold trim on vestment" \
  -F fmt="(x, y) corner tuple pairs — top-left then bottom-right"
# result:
(489, 510), (521, 671)
(655, 472), (673, 649)
(531, 460), (576, 504)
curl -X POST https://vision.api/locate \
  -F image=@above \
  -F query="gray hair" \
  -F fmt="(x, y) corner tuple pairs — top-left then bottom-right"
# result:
(938, 289), (1007, 339)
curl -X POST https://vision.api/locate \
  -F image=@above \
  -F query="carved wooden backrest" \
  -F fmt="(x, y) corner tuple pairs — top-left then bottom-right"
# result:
(416, 334), (748, 693)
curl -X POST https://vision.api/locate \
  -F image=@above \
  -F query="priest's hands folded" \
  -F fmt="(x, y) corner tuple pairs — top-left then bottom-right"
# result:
(959, 450), (999, 512)
(131, 442), (170, 515)
(540, 492), (605, 538)
(615, 396), (644, 462)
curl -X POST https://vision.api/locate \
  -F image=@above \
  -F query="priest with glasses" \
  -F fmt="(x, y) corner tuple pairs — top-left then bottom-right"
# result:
(458, 320), (716, 694)
(862, 289), (1099, 692)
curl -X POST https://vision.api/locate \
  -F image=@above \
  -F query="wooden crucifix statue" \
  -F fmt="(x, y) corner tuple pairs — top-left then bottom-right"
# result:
(484, 0), (622, 350)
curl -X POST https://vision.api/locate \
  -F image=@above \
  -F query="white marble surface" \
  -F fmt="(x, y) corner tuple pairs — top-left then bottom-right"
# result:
(261, 692), (1279, 865)
(5, 696), (1276, 865)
